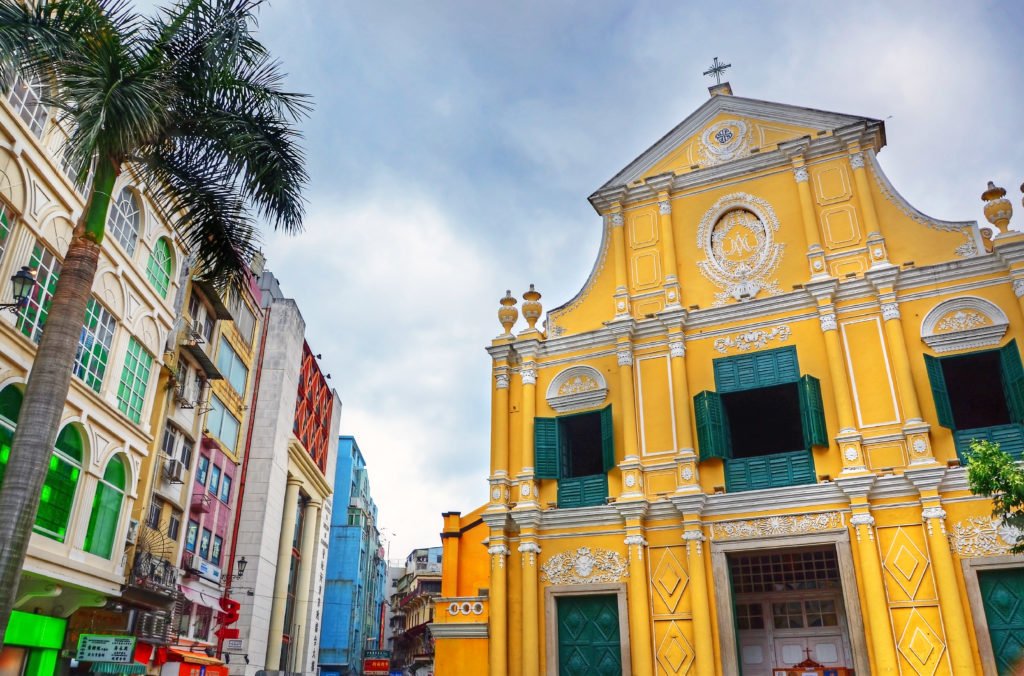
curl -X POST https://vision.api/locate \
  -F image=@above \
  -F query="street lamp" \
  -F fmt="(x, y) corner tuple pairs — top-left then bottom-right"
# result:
(0, 267), (36, 313)
(235, 556), (247, 579)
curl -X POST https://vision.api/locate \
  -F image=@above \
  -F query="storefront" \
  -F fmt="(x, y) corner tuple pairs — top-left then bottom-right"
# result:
(1, 610), (66, 676)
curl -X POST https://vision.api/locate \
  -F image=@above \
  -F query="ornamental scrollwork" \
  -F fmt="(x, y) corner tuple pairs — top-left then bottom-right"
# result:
(711, 512), (845, 540)
(540, 546), (628, 585)
(949, 517), (1021, 557)
(713, 324), (791, 353)
(696, 193), (785, 306)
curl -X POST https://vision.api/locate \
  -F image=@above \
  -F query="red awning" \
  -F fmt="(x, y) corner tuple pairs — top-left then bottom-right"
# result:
(166, 648), (223, 666)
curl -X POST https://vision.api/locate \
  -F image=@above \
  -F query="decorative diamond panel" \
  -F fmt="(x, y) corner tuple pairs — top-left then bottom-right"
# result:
(986, 580), (1022, 624)
(651, 547), (688, 617)
(882, 526), (930, 601)
(655, 620), (694, 675)
(896, 608), (946, 676)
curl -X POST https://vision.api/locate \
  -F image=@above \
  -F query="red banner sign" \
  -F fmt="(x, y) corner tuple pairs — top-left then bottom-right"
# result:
(363, 658), (390, 675)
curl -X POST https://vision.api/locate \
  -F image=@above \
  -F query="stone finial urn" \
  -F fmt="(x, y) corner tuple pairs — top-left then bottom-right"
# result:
(521, 284), (543, 330)
(498, 290), (518, 335)
(982, 181), (1012, 234)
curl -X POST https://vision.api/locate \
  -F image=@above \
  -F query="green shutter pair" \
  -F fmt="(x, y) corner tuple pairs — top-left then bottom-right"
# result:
(534, 406), (614, 508)
(693, 374), (828, 460)
(925, 339), (1024, 429)
(926, 340), (1024, 459)
(534, 405), (614, 478)
(714, 346), (799, 392)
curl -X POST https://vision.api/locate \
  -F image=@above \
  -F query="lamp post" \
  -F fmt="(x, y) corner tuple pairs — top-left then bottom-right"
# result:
(0, 266), (36, 313)
(234, 556), (247, 579)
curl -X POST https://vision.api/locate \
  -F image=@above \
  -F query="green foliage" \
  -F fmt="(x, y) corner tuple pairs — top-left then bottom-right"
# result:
(965, 439), (1024, 554)
(0, 0), (310, 288)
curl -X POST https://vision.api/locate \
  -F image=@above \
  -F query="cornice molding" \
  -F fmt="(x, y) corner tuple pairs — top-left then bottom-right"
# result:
(428, 622), (488, 639)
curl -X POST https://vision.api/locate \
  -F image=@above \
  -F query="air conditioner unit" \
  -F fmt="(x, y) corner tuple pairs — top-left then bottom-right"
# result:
(164, 459), (186, 483)
(126, 519), (140, 545)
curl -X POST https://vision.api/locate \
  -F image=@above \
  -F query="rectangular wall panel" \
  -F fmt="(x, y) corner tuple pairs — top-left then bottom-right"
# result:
(840, 317), (900, 428)
(638, 355), (676, 455)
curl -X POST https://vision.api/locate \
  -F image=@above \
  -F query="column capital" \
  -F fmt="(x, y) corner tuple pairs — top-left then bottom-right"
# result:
(669, 493), (707, 516)
(836, 474), (876, 500)
(614, 500), (649, 522)
(616, 344), (634, 367)
(286, 476), (304, 488)
(519, 365), (537, 386)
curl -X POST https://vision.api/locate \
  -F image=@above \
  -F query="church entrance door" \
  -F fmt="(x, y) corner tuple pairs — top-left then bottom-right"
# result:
(728, 547), (854, 676)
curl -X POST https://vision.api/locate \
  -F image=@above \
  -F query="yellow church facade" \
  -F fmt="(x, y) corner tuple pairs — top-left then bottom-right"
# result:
(432, 83), (1024, 676)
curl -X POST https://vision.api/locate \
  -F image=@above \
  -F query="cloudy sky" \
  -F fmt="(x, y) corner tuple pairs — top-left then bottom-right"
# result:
(204, 0), (1024, 559)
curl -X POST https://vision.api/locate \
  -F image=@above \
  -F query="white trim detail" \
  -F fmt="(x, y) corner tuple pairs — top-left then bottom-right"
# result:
(920, 296), (1009, 353)
(540, 546), (627, 584)
(545, 365), (608, 413)
(921, 507), (947, 521)
(850, 513), (875, 527)
(520, 366), (537, 386)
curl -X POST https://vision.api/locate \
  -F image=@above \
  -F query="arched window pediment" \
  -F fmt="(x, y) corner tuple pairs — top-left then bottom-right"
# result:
(545, 366), (608, 413)
(921, 297), (1009, 353)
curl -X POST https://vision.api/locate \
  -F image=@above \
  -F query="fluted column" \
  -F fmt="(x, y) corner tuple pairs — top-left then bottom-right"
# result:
(791, 157), (830, 279)
(518, 528), (541, 676)
(517, 352), (539, 506)
(609, 205), (631, 317)
(650, 180), (683, 307)
(849, 506), (899, 673)
(625, 530), (654, 672)
(291, 499), (321, 671)
(615, 338), (640, 461)
(847, 145), (884, 237)
(266, 476), (303, 668)
(663, 319), (699, 491)
(683, 526), (715, 676)
(491, 359), (511, 477)
(487, 537), (510, 676)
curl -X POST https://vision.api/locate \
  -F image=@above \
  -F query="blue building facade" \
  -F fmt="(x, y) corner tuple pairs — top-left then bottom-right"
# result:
(319, 436), (387, 676)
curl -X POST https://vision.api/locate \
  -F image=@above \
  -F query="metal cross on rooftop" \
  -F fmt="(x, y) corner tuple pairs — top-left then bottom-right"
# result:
(703, 57), (732, 85)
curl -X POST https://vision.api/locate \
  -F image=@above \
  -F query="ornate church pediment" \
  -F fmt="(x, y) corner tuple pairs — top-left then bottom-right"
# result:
(594, 95), (880, 193)
(920, 297), (1009, 353)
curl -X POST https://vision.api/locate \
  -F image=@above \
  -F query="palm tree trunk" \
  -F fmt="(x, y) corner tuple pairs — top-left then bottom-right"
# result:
(0, 162), (115, 646)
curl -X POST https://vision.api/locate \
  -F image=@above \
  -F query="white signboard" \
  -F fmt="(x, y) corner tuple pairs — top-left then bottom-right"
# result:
(76, 634), (136, 663)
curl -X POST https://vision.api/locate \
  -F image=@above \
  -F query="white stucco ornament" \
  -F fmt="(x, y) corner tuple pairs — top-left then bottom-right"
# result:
(546, 365), (608, 413)
(624, 473), (636, 488)
(912, 439), (928, 455)
(540, 546), (628, 585)
(681, 467), (693, 481)
(844, 446), (859, 461)
(519, 483), (530, 497)
(697, 193), (784, 305)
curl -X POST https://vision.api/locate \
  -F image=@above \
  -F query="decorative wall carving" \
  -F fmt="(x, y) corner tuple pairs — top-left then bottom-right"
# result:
(920, 296), (1009, 353)
(711, 512), (845, 540)
(698, 119), (751, 166)
(949, 517), (1021, 557)
(713, 324), (791, 353)
(819, 313), (837, 332)
(520, 366), (537, 386)
(668, 339), (686, 358)
(546, 365), (608, 413)
(696, 193), (785, 305)
(540, 546), (628, 585)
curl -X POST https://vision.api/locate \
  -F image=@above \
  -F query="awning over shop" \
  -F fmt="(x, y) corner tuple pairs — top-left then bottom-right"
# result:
(167, 648), (223, 666)
(90, 663), (147, 674)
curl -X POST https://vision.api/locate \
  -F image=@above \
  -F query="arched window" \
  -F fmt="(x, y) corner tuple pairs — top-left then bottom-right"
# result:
(0, 385), (24, 488)
(84, 456), (126, 558)
(106, 188), (141, 257)
(145, 238), (173, 298)
(7, 77), (48, 138)
(35, 425), (83, 542)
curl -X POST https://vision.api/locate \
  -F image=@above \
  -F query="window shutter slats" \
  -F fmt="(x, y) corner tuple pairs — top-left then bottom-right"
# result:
(999, 340), (1024, 423)
(714, 346), (799, 392)
(694, 390), (731, 459)
(924, 354), (955, 429)
(599, 405), (615, 472)
(798, 374), (829, 448)
(534, 417), (560, 479)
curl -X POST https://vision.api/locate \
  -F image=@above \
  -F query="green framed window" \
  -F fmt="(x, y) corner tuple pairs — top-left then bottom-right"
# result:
(106, 188), (141, 256)
(185, 520), (199, 552)
(216, 337), (248, 395)
(211, 535), (223, 566)
(83, 456), (126, 558)
(209, 464), (221, 498)
(0, 202), (13, 262)
(116, 337), (153, 423)
(196, 455), (209, 485)
(145, 238), (173, 298)
(0, 385), (24, 489)
(73, 297), (116, 392)
(925, 339), (1024, 459)
(199, 528), (211, 559)
(535, 405), (615, 508)
(35, 425), (83, 542)
(694, 348), (824, 493)
(17, 242), (61, 344)
(206, 396), (240, 453)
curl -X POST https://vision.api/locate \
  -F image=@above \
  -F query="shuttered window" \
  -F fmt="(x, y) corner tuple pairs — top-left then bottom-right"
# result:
(927, 340), (1024, 460)
(533, 405), (614, 508)
(696, 348), (823, 493)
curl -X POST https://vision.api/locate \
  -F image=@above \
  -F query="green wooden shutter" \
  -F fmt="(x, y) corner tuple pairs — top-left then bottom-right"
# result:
(798, 375), (829, 448)
(693, 390), (731, 459)
(714, 346), (800, 392)
(599, 405), (615, 472)
(581, 474), (610, 507)
(534, 417), (560, 479)
(924, 354), (955, 429)
(1000, 340), (1024, 423)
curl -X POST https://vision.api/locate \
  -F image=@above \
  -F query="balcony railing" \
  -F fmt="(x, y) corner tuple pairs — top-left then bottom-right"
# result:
(190, 491), (212, 514)
(129, 552), (179, 597)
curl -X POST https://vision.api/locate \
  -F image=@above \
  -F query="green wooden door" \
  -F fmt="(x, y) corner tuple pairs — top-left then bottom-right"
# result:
(979, 568), (1024, 674)
(557, 595), (622, 676)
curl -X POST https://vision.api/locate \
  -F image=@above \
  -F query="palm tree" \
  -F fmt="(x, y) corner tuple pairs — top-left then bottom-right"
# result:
(0, 0), (308, 642)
